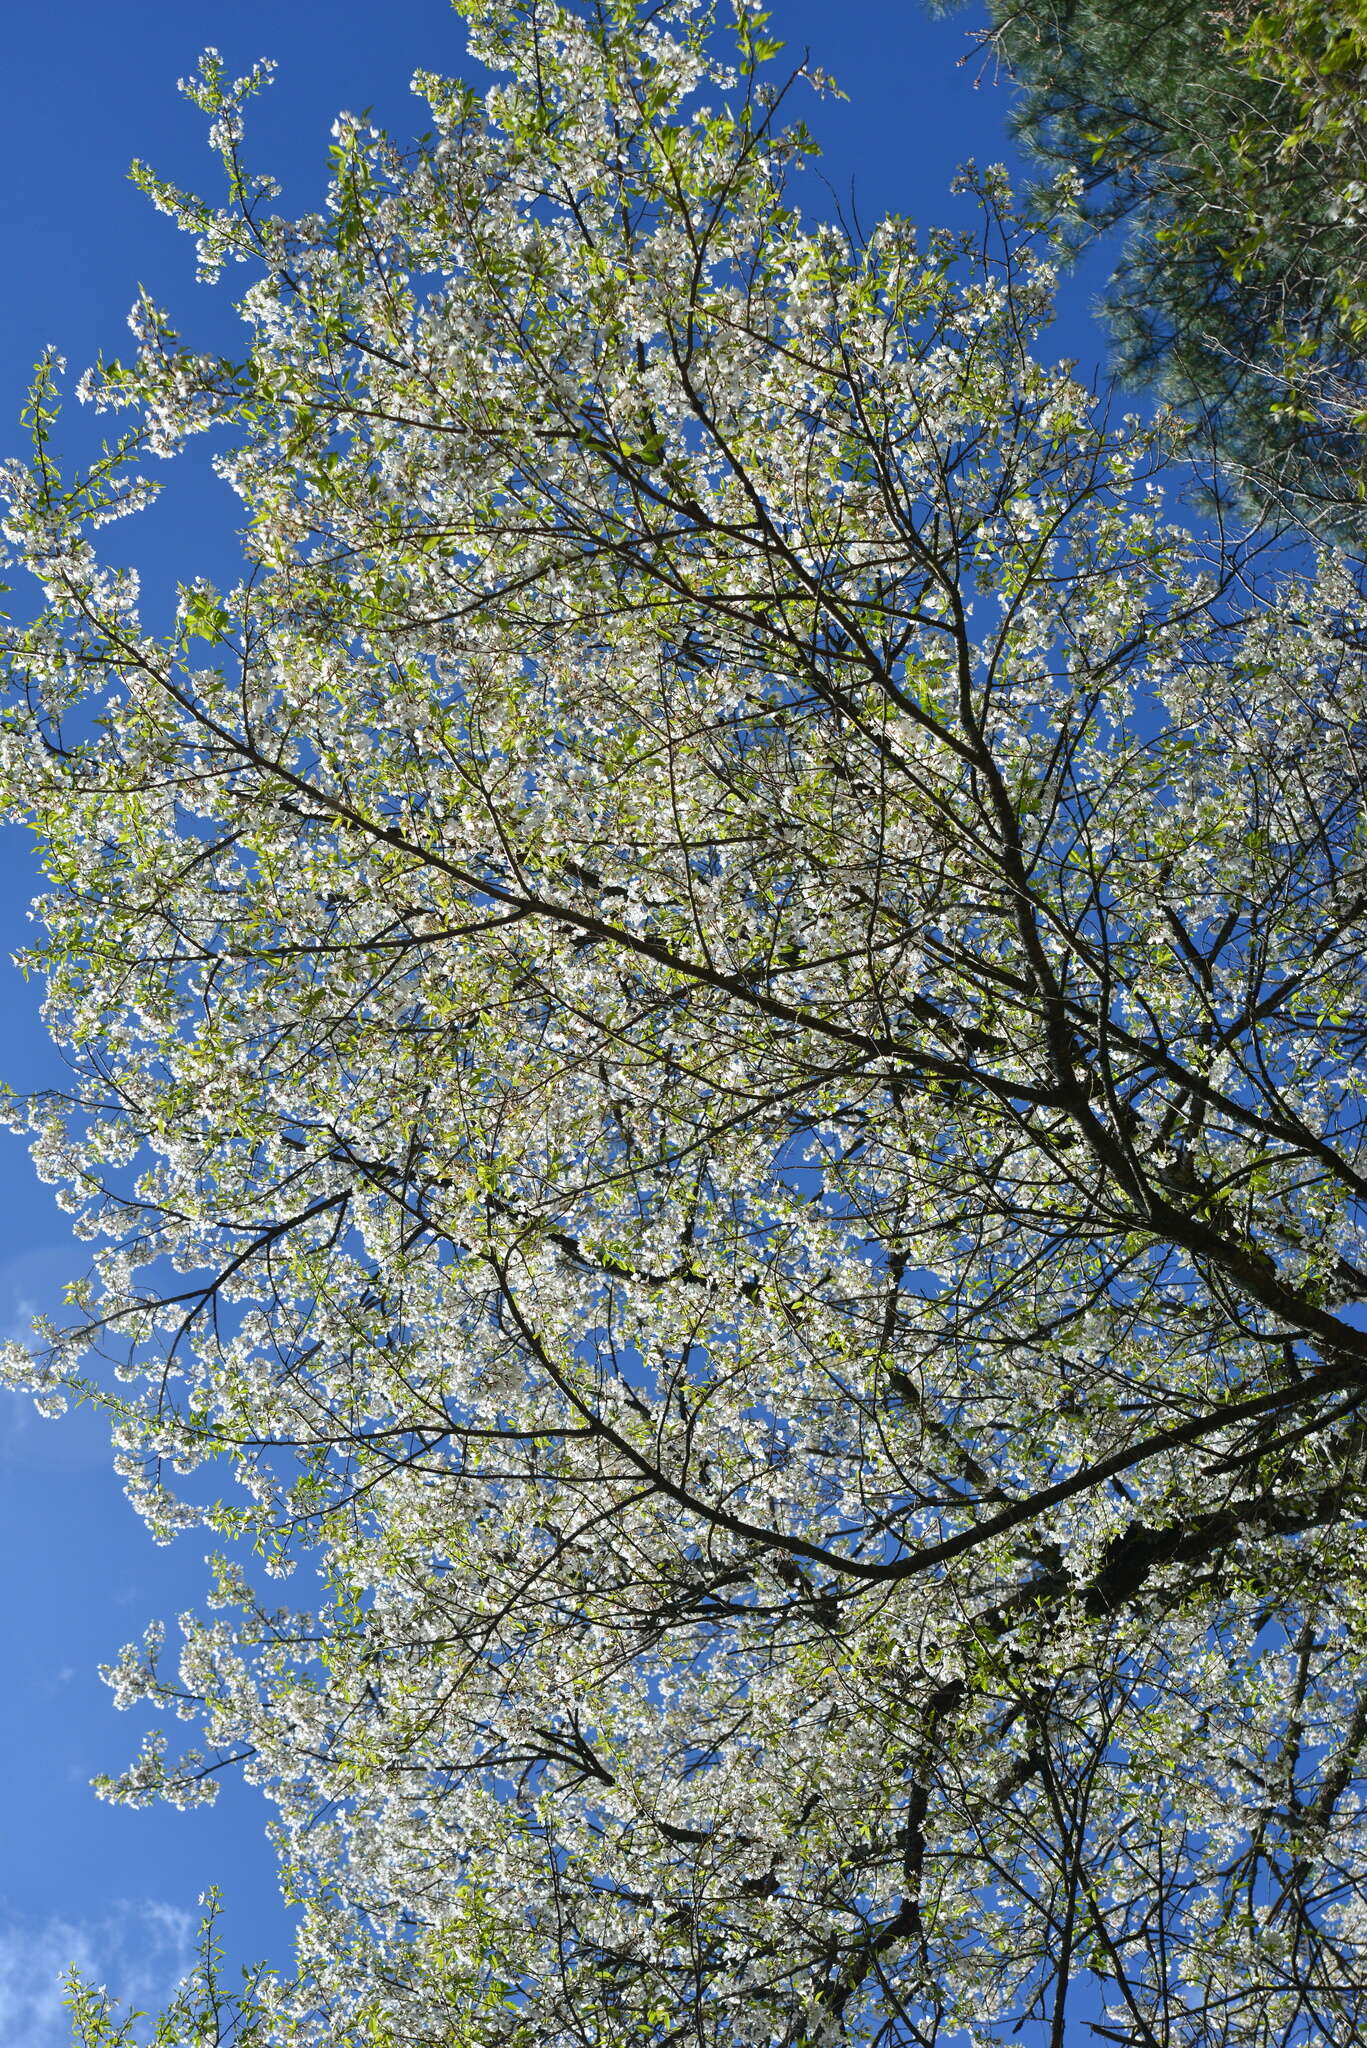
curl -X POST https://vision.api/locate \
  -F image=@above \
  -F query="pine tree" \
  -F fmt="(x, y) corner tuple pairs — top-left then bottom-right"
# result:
(947, 0), (1367, 539)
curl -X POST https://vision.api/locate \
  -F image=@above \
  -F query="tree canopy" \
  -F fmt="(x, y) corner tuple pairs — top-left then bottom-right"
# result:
(947, 0), (1367, 543)
(3, 3), (1367, 2043)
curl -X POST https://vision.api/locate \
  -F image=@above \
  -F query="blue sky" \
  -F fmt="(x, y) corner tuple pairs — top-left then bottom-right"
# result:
(0, 2), (1115, 2037)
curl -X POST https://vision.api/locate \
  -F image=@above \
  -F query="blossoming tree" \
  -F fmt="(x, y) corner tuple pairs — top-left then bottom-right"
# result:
(4, 3), (1367, 2042)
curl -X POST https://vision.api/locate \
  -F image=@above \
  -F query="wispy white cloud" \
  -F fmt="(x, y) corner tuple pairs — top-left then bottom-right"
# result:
(0, 1246), (85, 1349)
(0, 1245), (113, 1471)
(0, 1899), (195, 2048)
